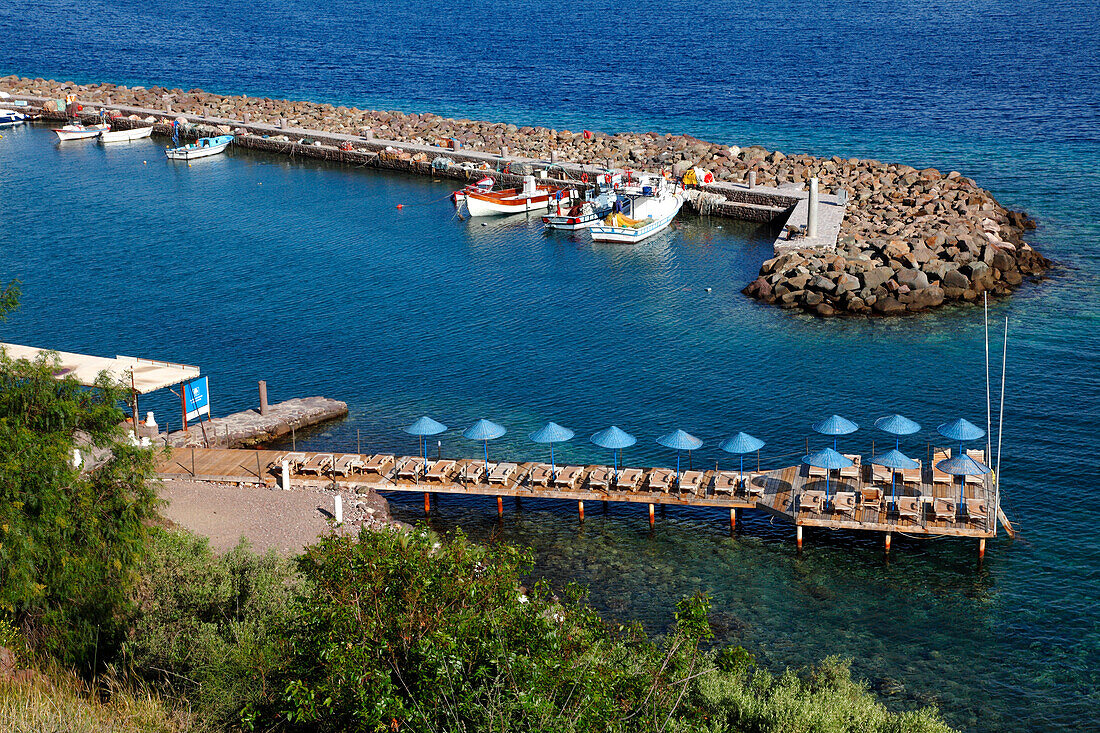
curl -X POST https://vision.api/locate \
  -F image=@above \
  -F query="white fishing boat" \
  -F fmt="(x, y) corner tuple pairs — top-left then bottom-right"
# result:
(165, 134), (233, 160)
(463, 175), (572, 217)
(99, 125), (154, 143)
(589, 176), (684, 244)
(452, 176), (495, 203)
(542, 189), (617, 231)
(0, 109), (27, 127)
(52, 122), (109, 141)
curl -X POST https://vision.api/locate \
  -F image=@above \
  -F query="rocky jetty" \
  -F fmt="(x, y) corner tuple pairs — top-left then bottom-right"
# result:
(2, 76), (1050, 316)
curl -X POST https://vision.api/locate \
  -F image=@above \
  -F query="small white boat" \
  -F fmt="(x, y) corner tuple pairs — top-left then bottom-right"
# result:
(464, 175), (572, 217)
(52, 122), (109, 141)
(99, 125), (154, 144)
(165, 134), (233, 160)
(0, 109), (27, 127)
(589, 177), (684, 244)
(452, 176), (495, 203)
(542, 189), (617, 230)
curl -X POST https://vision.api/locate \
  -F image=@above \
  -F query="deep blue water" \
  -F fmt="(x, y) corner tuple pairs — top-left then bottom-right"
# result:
(1, 2), (1098, 731)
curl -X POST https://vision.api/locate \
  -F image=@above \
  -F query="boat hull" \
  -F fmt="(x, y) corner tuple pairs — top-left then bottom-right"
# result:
(465, 190), (572, 217)
(0, 111), (26, 127)
(53, 124), (108, 141)
(165, 140), (231, 160)
(100, 126), (154, 143)
(590, 196), (684, 244)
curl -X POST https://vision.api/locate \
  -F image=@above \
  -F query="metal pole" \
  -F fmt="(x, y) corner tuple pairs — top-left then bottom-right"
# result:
(291, 426), (295, 451)
(984, 294), (993, 462)
(807, 177), (819, 238)
(995, 316), (1008, 524)
(181, 385), (188, 433)
(357, 429), (361, 454)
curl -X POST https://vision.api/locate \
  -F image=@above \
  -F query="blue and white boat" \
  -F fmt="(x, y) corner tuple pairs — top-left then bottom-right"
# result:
(0, 109), (27, 127)
(542, 188), (617, 231)
(589, 176), (684, 244)
(165, 134), (234, 160)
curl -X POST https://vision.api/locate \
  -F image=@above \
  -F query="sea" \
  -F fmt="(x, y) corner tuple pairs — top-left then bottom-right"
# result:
(0, 1), (1097, 730)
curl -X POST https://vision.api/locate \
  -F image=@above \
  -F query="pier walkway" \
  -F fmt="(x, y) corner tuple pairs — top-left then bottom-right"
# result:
(156, 447), (1003, 553)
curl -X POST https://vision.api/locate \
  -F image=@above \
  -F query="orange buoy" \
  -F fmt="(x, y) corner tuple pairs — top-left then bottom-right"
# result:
(396, 204), (404, 209)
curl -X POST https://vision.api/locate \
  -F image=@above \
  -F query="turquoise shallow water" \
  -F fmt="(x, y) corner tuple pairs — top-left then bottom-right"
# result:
(1, 0), (1099, 729)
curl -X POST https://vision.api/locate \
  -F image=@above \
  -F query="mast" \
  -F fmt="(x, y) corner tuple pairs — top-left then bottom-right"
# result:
(984, 293), (993, 462)
(995, 315), (1008, 529)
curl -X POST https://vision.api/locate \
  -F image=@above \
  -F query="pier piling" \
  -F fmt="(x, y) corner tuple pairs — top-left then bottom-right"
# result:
(885, 532), (892, 553)
(424, 493), (431, 515)
(730, 507), (737, 532)
(258, 380), (268, 415)
(979, 538), (986, 559)
(497, 496), (504, 517)
(649, 503), (655, 526)
(578, 501), (584, 521)
(796, 525), (803, 549)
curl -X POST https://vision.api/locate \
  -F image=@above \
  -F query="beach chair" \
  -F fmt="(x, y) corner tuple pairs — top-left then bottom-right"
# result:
(900, 459), (923, 486)
(553, 465), (585, 490)
(897, 495), (922, 520)
(462, 462), (486, 484)
(527, 463), (554, 487)
(334, 454), (365, 476)
(615, 467), (643, 492)
(646, 468), (675, 493)
(677, 470), (704, 495)
(859, 487), (884, 511)
(363, 453), (395, 476)
(870, 464), (893, 484)
(396, 456), (426, 481)
(964, 499), (988, 524)
(744, 472), (766, 497)
(832, 491), (857, 516)
(839, 454), (861, 481)
(808, 464), (828, 479)
(586, 466), (613, 491)
(800, 489), (825, 514)
(300, 453), (334, 475)
(932, 462), (953, 485)
(713, 471), (740, 495)
(283, 451), (307, 472)
(932, 497), (956, 521)
(426, 460), (457, 483)
(488, 462), (518, 485)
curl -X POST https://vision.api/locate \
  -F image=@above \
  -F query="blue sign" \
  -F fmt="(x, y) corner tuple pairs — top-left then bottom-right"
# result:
(184, 377), (210, 421)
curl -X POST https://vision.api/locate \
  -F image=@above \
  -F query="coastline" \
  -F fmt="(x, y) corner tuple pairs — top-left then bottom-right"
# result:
(2, 75), (1050, 316)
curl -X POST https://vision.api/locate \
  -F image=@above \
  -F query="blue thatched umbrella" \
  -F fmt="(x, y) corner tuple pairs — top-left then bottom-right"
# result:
(874, 414), (921, 451)
(656, 429), (703, 480)
(464, 419), (506, 475)
(403, 416), (447, 478)
(812, 414), (859, 451)
(590, 426), (636, 482)
(870, 448), (919, 509)
(529, 421), (574, 478)
(936, 454), (991, 506)
(802, 447), (853, 503)
(719, 431), (765, 486)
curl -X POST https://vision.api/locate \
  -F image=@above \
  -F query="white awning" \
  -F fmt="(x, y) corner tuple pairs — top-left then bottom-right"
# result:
(0, 343), (200, 394)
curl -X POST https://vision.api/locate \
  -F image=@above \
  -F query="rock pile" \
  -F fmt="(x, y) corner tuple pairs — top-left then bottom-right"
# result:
(2, 76), (1050, 316)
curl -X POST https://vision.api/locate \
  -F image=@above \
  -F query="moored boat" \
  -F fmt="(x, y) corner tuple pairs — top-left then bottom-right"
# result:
(452, 176), (495, 203)
(165, 134), (234, 160)
(0, 109), (27, 127)
(589, 176), (684, 244)
(542, 189), (617, 231)
(464, 175), (573, 217)
(52, 122), (110, 141)
(99, 124), (154, 143)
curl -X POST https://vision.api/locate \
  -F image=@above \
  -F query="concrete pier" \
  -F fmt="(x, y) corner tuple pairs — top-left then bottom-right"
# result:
(166, 396), (348, 449)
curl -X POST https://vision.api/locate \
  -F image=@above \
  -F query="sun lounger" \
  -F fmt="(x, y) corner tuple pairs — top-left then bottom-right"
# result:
(932, 463), (953, 485)
(553, 465), (585, 490)
(300, 453), (334, 475)
(932, 497), (956, 521)
(964, 499), (988, 523)
(488, 462), (518, 485)
(900, 459), (923, 485)
(462, 462), (486, 484)
(808, 464), (828, 479)
(870, 464), (893, 484)
(839, 454), (861, 481)
(859, 487), (884, 511)
(426, 460), (457, 483)
(800, 490), (825, 513)
(527, 463), (553, 487)
(966, 448), (987, 462)
(744, 472), (766, 497)
(616, 467), (643, 492)
(646, 468), (675, 493)
(333, 454), (365, 476)
(677, 470), (704, 495)
(363, 453), (396, 475)
(713, 471), (740, 494)
(897, 495), (922, 520)
(832, 491), (857, 515)
(396, 456), (426, 481)
(282, 451), (307, 471)
(586, 466), (613, 490)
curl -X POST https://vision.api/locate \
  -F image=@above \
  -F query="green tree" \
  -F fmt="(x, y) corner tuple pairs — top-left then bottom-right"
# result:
(0, 279), (20, 322)
(0, 346), (159, 667)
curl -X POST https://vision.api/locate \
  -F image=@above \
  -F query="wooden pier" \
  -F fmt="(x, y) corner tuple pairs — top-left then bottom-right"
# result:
(156, 446), (1006, 554)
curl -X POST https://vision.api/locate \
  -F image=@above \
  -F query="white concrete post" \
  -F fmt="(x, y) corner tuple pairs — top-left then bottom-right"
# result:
(748, 171), (756, 189)
(281, 459), (290, 490)
(808, 177), (820, 238)
(72, 448), (82, 468)
(334, 495), (343, 524)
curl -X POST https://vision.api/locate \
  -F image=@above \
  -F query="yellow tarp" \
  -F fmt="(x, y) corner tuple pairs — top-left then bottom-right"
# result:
(682, 169), (698, 185)
(603, 212), (649, 228)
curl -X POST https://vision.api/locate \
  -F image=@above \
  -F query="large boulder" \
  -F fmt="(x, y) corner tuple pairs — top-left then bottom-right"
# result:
(942, 268), (971, 290)
(906, 285), (945, 311)
(861, 266), (894, 291)
(873, 297), (906, 315)
(991, 249), (1017, 272)
(896, 268), (930, 290)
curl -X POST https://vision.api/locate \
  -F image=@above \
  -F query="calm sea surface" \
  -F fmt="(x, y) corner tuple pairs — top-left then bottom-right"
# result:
(1, 1), (1098, 730)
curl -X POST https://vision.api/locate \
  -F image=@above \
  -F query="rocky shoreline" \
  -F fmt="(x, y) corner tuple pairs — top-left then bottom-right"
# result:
(1, 75), (1051, 316)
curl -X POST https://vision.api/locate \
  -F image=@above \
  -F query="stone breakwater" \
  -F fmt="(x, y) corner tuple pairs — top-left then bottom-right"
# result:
(2, 76), (1050, 316)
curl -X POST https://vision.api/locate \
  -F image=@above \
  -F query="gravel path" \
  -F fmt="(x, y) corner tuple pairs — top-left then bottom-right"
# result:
(157, 478), (395, 554)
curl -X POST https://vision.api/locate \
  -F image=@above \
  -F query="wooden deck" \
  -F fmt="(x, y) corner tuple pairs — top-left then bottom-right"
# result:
(157, 447), (1002, 543)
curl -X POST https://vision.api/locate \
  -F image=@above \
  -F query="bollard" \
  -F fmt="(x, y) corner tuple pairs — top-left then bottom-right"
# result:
(748, 171), (756, 189)
(501, 146), (508, 157)
(365, 128), (374, 140)
(243, 113), (251, 123)
(281, 459), (290, 490)
(258, 381), (268, 416)
(335, 495), (343, 524)
(279, 117), (287, 129)
(808, 177), (820, 238)
(550, 150), (558, 163)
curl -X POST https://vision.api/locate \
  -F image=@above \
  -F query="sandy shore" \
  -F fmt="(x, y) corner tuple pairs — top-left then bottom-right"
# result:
(156, 478), (395, 554)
